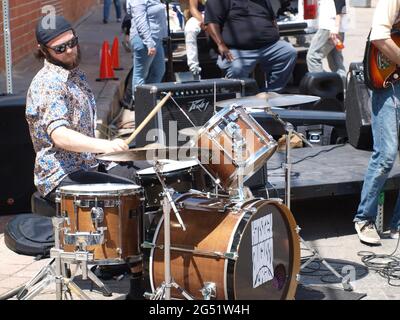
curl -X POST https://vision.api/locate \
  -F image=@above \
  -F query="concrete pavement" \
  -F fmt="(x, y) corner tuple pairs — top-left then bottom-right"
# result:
(1, 1), (399, 300)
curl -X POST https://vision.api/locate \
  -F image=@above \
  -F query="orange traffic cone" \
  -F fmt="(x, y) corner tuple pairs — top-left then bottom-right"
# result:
(96, 41), (119, 81)
(111, 37), (123, 71)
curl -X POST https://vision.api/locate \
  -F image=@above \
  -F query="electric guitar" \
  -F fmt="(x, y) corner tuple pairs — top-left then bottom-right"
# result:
(364, 32), (400, 90)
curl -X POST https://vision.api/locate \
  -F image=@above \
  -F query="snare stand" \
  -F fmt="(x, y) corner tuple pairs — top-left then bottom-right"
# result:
(144, 160), (194, 300)
(16, 217), (112, 300)
(267, 108), (353, 292)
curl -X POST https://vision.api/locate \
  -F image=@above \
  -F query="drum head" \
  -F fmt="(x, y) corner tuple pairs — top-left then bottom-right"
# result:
(230, 200), (300, 300)
(58, 183), (141, 196)
(136, 159), (199, 175)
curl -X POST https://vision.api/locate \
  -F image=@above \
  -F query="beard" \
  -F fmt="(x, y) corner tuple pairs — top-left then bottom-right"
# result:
(44, 44), (81, 70)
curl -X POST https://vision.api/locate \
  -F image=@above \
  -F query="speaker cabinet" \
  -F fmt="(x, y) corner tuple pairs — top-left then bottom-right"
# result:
(134, 78), (258, 147)
(0, 95), (36, 214)
(345, 62), (373, 150)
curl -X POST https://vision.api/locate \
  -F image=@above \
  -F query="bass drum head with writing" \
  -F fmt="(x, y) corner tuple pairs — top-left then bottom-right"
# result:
(229, 200), (300, 300)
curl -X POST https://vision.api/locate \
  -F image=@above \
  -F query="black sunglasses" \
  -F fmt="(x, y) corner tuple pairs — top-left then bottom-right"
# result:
(47, 36), (79, 54)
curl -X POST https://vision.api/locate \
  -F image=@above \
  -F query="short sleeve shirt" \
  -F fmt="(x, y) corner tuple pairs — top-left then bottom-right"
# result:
(26, 60), (99, 196)
(204, 0), (280, 49)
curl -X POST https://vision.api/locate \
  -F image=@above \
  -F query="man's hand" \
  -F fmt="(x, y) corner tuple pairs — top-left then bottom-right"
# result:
(217, 43), (234, 62)
(103, 139), (129, 153)
(200, 21), (207, 31)
(330, 32), (339, 42)
(148, 47), (156, 56)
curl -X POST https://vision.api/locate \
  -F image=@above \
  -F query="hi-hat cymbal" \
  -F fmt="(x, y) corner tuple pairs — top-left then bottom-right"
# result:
(216, 93), (321, 109)
(96, 146), (212, 162)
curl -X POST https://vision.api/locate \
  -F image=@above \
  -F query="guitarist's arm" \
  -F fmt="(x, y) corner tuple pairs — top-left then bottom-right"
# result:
(369, 0), (400, 65)
(372, 39), (400, 66)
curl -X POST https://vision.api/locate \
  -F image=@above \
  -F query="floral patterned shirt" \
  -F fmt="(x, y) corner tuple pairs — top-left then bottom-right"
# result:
(26, 60), (99, 196)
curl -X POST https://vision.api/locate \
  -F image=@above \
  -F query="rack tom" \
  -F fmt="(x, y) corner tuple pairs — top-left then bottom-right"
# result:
(194, 105), (277, 190)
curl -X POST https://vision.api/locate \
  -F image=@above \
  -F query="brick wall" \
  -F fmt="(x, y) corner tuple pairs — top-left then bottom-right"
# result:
(0, 0), (99, 71)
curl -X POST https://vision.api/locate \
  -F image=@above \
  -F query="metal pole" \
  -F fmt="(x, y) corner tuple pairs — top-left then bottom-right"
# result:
(162, 195), (172, 300)
(2, 0), (13, 94)
(285, 125), (293, 209)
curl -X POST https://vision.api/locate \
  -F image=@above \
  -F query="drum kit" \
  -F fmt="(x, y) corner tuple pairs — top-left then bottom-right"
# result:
(16, 90), (352, 300)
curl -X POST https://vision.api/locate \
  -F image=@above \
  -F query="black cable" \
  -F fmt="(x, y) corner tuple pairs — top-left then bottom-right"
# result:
(357, 234), (400, 286)
(268, 143), (346, 171)
(300, 258), (368, 284)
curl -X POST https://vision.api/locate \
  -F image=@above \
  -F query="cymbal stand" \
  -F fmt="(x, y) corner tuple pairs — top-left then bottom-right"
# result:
(267, 108), (353, 291)
(145, 160), (194, 300)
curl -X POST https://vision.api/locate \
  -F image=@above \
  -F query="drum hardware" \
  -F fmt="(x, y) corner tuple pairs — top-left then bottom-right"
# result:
(63, 231), (105, 246)
(200, 282), (217, 300)
(143, 241), (238, 260)
(146, 160), (193, 300)
(267, 107), (354, 292)
(16, 217), (112, 300)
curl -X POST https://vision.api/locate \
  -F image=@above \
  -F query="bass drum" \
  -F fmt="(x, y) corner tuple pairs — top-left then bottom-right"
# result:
(149, 193), (300, 300)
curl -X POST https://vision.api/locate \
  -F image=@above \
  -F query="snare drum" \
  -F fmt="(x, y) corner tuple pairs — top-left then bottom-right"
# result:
(195, 105), (277, 190)
(136, 160), (210, 209)
(149, 193), (300, 300)
(57, 183), (143, 265)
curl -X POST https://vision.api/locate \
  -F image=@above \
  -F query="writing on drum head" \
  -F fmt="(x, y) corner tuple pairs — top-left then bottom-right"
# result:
(251, 214), (274, 288)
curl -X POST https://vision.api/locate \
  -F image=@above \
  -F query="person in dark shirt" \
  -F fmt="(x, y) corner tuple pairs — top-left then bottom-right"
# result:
(204, 0), (297, 92)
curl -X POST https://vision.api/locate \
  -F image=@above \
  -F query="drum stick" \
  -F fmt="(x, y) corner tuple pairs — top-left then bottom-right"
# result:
(124, 92), (172, 145)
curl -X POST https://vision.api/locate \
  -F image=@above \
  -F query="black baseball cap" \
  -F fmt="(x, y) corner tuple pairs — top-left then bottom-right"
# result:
(36, 15), (74, 45)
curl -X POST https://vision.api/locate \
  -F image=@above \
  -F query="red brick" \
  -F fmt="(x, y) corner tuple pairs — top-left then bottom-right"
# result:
(0, 0), (98, 71)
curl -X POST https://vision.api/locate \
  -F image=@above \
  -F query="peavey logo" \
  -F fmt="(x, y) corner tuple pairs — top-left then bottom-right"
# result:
(188, 99), (210, 113)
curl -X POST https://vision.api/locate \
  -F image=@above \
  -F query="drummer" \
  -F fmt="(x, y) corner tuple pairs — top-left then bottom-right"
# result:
(26, 15), (140, 204)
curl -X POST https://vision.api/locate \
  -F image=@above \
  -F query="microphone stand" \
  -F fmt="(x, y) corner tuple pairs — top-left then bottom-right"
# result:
(264, 106), (353, 291)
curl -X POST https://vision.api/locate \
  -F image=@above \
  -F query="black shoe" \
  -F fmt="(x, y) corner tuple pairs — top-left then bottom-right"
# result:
(103, 19), (108, 24)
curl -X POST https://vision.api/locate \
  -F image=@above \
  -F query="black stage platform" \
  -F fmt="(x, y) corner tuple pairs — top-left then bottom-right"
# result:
(252, 143), (400, 201)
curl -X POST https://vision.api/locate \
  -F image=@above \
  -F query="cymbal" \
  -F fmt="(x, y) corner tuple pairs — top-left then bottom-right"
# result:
(216, 93), (321, 109)
(179, 126), (202, 137)
(96, 146), (212, 162)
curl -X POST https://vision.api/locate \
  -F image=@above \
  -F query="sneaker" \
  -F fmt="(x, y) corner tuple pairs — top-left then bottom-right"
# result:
(390, 229), (399, 239)
(103, 19), (108, 24)
(117, 18), (122, 23)
(355, 221), (381, 245)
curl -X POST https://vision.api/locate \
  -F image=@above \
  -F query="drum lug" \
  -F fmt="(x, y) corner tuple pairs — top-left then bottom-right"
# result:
(91, 207), (104, 224)
(224, 252), (238, 260)
(141, 241), (155, 249)
(200, 282), (216, 300)
(116, 247), (122, 258)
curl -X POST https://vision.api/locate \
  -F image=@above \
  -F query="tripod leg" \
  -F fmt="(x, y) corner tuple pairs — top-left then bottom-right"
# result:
(17, 260), (56, 300)
(19, 274), (56, 300)
(300, 236), (353, 291)
(87, 268), (112, 297)
(64, 279), (91, 300)
(171, 281), (194, 300)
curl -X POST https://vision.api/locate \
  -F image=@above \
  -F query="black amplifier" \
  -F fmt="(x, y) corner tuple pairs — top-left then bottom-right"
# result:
(134, 78), (258, 147)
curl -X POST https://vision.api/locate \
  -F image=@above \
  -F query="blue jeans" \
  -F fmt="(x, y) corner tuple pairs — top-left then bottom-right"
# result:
(131, 36), (165, 95)
(217, 40), (297, 92)
(103, 0), (122, 21)
(354, 84), (400, 230)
